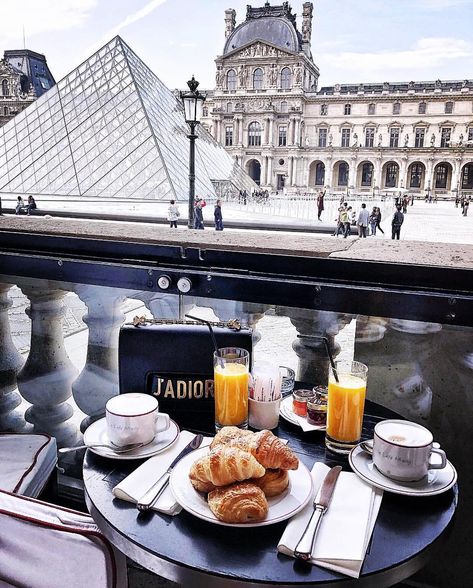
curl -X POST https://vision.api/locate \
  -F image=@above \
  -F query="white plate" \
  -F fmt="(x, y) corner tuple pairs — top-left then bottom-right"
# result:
(349, 443), (457, 497)
(83, 417), (180, 460)
(169, 446), (313, 527)
(279, 396), (326, 432)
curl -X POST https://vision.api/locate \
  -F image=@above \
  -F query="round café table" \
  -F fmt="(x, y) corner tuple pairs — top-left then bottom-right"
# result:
(83, 400), (457, 587)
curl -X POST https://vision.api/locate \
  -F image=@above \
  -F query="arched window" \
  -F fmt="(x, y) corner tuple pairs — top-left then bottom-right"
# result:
(368, 103), (376, 115)
(385, 163), (399, 187)
(226, 102), (233, 113)
(435, 164), (448, 189)
(315, 162), (325, 186)
(418, 101), (427, 114)
(280, 67), (292, 90)
(253, 68), (263, 90)
(361, 163), (373, 186)
(1, 79), (9, 96)
(445, 101), (454, 114)
(227, 69), (236, 91)
(338, 162), (349, 186)
(393, 102), (401, 115)
(3, 106), (8, 116)
(248, 121), (262, 147)
(280, 101), (288, 113)
(344, 104), (351, 115)
(409, 164), (424, 188)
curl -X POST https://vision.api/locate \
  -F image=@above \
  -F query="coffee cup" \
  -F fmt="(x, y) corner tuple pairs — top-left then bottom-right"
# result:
(105, 393), (170, 447)
(363, 419), (447, 482)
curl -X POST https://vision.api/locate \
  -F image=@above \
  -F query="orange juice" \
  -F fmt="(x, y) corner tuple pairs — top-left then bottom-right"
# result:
(327, 374), (366, 442)
(214, 363), (249, 427)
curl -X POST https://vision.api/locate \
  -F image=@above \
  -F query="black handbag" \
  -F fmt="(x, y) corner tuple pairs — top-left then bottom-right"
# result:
(118, 317), (253, 431)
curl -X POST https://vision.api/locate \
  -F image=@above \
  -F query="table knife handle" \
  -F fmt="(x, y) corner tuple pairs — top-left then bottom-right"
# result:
(294, 505), (326, 561)
(137, 471), (171, 512)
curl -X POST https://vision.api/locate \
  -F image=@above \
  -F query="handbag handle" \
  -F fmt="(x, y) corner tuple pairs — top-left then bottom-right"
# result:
(128, 316), (248, 331)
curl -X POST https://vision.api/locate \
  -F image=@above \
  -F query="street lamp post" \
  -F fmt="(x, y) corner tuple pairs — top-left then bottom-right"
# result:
(180, 76), (206, 229)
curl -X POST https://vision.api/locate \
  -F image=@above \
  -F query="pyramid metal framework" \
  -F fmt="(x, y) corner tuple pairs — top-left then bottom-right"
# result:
(0, 37), (255, 200)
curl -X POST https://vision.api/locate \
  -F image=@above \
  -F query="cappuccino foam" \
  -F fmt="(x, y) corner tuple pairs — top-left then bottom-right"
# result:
(376, 420), (432, 447)
(107, 393), (157, 417)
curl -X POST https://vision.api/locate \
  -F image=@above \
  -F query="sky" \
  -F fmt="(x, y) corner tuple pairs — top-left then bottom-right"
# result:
(0, 0), (472, 90)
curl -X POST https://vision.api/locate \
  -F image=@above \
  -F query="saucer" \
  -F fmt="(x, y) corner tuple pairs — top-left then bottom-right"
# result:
(349, 443), (457, 497)
(83, 417), (180, 460)
(279, 396), (326, 432)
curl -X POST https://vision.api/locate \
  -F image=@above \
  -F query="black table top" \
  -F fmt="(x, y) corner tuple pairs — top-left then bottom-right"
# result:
(83, 400), (457, 588)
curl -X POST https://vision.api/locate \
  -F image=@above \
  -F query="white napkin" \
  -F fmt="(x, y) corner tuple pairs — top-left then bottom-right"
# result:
(113, 431), (212, 516)
(278, 462), (383, 579)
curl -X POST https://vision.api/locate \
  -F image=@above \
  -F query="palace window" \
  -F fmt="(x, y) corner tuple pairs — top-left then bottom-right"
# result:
(341, 128), (351, 147)
(445, 101), (454, 114)
(248, 121), (262, 146)
(385, 163), (398, 187)
(440, 127), (451, 148)
(462, 164), (473, 189)
(280, 101), (288, 113)
(202, 107), (208, 117)
(1, 79), (9, 96)
(468, 127), (473, 142)
(318, 128), (327, 147)
(227, 69), (236, 91)
(225, 126), (233, 146)
(361, 162), (373, 186)
(409, 164), (423, 188)
(344, 104), (351, 115)
(338, 162), (349, 186)
(320, 104), (328, 116)
(393, 102), (401, 115)
(253, 68), (263, 90)
(368, 103), (376, 115)
(418, 102), (427, 114)
(365, 127), (375, 147)
(226, 102), (233, 113)
(315, 162), (325, 185)
(278, 125), (287, 146)
(280, 67), (292, 90)
(3, 106), (8, 116)
(390, 128), (400, 148)
(415, 127), (425, 148)
(435, 164), (448, 188)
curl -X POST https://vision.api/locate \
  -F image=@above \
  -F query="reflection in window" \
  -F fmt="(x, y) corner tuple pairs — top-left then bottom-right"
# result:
(315, 162), (325, 185)
(318, 128), (327, 147)
(344, 104), (351, 115)
(435, 164), (448, 188)
(361, 162), (373, 186)
(227, 69), (236, 91)
(278, 125), (287, 146)
(248, 121), (262, 146)
(385, 163), (398, 187)
(365, 128), (375, 147)
(440, 127), (451, 148)
(393, 102), (401, 115)
(341, 128), (350, 147)
(409, 163), (424, 188)
(280, 67), (292, 89)
(415, 127), (425, 148)
(390, 128), (400, 148)
(253, 68), (263, 90)
(418, 101), (427, 114)
(338, 162), (349, 186)
(225, 126), (233, 146)
(462, 164), (473, 189)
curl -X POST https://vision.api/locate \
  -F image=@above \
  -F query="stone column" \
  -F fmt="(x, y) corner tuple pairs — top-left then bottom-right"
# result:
(374, 157), (383, 192)
(261, 156), (268, 186)
(451, 157), (462, 196)
(291, 156), (297, 185)
(294, 118), (301, 146)
(425, 157), (435, 195)
(238, 117), (244, 145)
(400, 156), (408, 190)
(267, 156), (273, 188)
(72, 285), (128, 432)
(268, 117), (274, 147)
(17, 286), (79, 446)
(324, 156), (333, 190)
(287, 157), (293, 187)
(0, 284), (27, 432)
(287, 119), (293, 146)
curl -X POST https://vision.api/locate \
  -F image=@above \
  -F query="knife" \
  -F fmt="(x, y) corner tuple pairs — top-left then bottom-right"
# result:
(294, 465), (342, 561)
(136, 434), (204, 512)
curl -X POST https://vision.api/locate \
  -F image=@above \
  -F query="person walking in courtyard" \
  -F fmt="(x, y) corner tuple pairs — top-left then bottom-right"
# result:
(343, 206), (352, 237)
(375, 207), (385, 235)
(317, 190), (325, 221)
(15, 196), (24, 214)
(214, 199), (223, 230)
(357, 203), (369, 238)
(391, 205), (404, 240)
(168, 200), (179, 228)
(463, 197), (470, 217)
(194, 199), (205, 229)
(369, 206), (378, 236)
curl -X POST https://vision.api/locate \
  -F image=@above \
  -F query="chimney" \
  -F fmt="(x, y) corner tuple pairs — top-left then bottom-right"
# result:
(224, 8), (236, 38)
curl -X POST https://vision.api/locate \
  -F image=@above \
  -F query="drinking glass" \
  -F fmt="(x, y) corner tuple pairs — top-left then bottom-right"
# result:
(214, 347), (249, 431)
(325, 361), (368, 454)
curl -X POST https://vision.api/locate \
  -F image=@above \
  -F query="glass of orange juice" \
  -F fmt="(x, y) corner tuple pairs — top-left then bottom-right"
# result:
(214, 347), (250, 431)
(325, 361), (368, 454)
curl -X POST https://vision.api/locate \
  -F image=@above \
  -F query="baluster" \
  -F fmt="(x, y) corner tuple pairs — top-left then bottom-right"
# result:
(17, 286), (79, 446)
(0, 284), (27, 431)
(134, 292), (193, 320)
(72, 285), (129, 432)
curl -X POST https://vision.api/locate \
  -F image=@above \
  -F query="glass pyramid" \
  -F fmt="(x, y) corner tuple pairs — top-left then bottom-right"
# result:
(0, 36), (255, 200)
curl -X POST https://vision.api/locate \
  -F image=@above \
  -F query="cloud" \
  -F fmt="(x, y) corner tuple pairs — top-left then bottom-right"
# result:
(0, 0), (96, 43)
(319, 37), (472, 77)
(419, 0), (473, 8)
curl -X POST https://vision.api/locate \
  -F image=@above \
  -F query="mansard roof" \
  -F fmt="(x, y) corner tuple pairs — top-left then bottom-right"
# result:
(318, 79), (473, 96)
(3, 49), (55, 97)
(224, 2), (302, 55)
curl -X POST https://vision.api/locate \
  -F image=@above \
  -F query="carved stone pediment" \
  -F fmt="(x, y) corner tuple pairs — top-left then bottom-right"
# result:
(0, 59), (17, 77)
(226, 41), (295, 60)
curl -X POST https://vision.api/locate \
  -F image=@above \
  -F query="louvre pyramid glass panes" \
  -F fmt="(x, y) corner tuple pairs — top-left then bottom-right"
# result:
(0, 36), (255, 200)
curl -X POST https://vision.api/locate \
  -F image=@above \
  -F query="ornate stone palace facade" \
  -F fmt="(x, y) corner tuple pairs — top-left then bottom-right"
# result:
(0, 49), (55, 128)
(202, 1), (473, 197)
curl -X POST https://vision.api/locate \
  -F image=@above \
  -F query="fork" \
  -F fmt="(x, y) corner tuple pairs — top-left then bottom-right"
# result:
(58, 442), (144, 454)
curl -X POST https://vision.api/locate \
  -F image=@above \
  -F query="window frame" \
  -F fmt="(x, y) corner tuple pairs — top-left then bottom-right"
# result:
(440, 127), (452, 148)
(318, 128), (328, 148)
(368, 103), (376, 115)
(361, 162), (374, 187)
(418, 102), (427, 115)
(320, 104), (328, 116)
(344, 103), (351, 116)
(253, 68), (263, 90)
(390, 127), (400, 148)
(393, 102), (401, 115)
(445, 101), (454, 115)
(365, 127), (375, 148)
(248, 121), (262, 147)
(280, 67), (292, 90)
(414, 127), (425, 148)
(341, 128), (351, 148)
(227, 69), (237, 91)
(278, 125), (287, 147)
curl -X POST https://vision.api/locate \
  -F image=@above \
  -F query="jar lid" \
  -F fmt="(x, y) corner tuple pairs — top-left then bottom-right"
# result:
(307, 397), (327, 409)
(312, 385), (328, 400)
(293, 389), (316, 401)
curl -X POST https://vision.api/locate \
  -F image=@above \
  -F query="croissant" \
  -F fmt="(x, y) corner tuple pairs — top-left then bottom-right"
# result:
(251, 468), (289, 497)
(208, 482), (268, 523)
(189, 446), (265, 488)
(226, 430), (299, 470)
(210, 426), (254, 451)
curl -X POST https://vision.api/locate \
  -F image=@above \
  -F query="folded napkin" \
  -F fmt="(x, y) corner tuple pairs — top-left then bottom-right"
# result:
(278, 462), (383, 579)
(113, 431), (212, 516)
(281, 401), (324, 432)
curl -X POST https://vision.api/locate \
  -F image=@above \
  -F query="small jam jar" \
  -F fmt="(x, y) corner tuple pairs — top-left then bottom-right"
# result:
(292, 389), (315, 417)
(307, 386), (328, 426)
